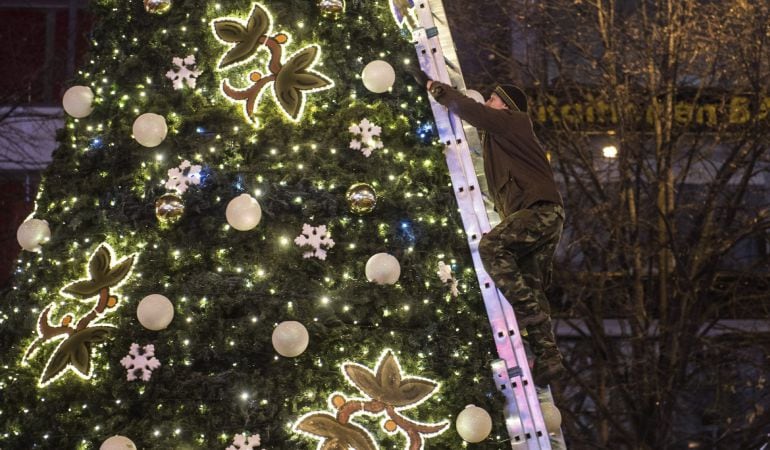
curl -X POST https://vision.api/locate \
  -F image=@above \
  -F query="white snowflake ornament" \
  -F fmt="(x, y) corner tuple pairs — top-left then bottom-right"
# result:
(165, 160), (202, 194)
(294, 224), (335, 260)
(226, 433), (261, 450)
(349, 118), (384, 157)
(120, 343), (161, 382)
(437, 261), (460, 297)
(166, 55), (201, 90)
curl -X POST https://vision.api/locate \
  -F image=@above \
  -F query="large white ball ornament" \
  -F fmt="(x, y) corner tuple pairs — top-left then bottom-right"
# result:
(540, 402), (562, 434)
(456, 404), (493, 443)
(62, 86), (94, 118)
(365, 253), (401, 285)
(466, 89), (485, 104)
(137, 294), (175, 331)
(362, 60), (396, 93)
(132, 113), (168, 147)
(17, 219), (51, 252)
(226, 194), (263, 231)
(272, 321), (309, 357)
(100, 435), (137, 450)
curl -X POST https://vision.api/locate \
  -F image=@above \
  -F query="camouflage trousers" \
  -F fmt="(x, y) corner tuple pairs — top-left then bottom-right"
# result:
(479, 202), (565, 357)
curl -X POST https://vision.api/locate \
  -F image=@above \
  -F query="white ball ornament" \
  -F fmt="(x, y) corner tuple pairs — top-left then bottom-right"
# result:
(137, 294), (174, 331)
(272, 321), (309, 357)
(365, 253), (401, 285)
(362, 60), (396, 93)
(466, 89), (485, 104)
(62, 86), (94, 118)
(100, 435), (137, 450)
(540, 402), (562, 434)
(456, 404), (493, 443)
(132, 113), (168, 147)
(226, 194), (262, 231)
(17, 218), (51, 252)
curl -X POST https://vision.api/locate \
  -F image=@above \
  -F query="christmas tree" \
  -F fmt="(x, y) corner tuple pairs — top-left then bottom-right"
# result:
(1, 0), (507, 448)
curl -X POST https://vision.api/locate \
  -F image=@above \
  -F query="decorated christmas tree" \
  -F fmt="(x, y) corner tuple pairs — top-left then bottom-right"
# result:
(1, 0), (509, 448)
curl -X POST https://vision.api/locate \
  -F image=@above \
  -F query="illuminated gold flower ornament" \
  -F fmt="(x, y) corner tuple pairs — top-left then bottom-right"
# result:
(295, 350), (449, 450)
(212, 3), (334, 126)
(22, 244), (136, 387)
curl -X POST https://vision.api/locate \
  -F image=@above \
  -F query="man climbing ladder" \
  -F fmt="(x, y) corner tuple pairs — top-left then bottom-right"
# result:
(398, 1), (568, 446)
(408, 68), (567, 388)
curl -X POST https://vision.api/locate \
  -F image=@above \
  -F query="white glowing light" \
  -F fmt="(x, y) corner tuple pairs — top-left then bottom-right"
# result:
(602, 145), (618, 158)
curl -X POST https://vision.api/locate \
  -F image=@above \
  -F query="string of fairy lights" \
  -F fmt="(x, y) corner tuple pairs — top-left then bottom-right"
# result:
(0, 1), (508, 448)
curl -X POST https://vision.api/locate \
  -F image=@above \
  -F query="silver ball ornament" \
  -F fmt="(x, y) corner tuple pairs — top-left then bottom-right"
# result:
(133, 113), (168, 147)
(362, 60), (396, 94)
(541, 402), (562, 434)
(62, 86), (94, 118)
(365, 253), (401, 285)
(226, 193), (262, 231)
(100, 435), (137, 450)
(456, 404), (493, 443)
(17, 218), (51, 252)
(137, 294), (175, 331)
(272, 321), (310, 357)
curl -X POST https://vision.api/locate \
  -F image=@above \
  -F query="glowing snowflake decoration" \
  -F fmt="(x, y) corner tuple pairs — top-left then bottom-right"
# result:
(349, 118), (384, 157)
(226, 433), (261, 450)
(165, 160), (202, 194)
(294, 224), (335, 260)
(120, 343), (161, 382)
(166, 55), (201, 90)
(437, 261), (459, 297)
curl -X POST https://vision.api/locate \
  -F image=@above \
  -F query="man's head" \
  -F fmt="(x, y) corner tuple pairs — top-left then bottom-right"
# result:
(485, 93), (509, 110)
(487, 84), (528, 112)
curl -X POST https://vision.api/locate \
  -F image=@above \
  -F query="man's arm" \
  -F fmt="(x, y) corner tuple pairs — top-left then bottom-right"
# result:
(427, 81), (530, 135)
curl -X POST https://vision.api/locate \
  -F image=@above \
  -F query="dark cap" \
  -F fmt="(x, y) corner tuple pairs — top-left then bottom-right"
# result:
(493, 84), (528, 112)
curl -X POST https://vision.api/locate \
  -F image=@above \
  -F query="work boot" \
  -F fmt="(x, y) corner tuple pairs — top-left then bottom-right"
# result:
(525, 321), (565, 387)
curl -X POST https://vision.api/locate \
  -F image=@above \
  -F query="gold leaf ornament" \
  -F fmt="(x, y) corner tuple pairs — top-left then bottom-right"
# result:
(62, 245), (134, 299)
(213, 3), (334, 126)
(295, 413), (376, 450)
(297, 350), (449, 449)
(213, 4), (270, 69)
(40, 326), (112, 385)
(24, 243), (136, 387)
(344, 351), (438, 407)
(274, 45), (333, 120)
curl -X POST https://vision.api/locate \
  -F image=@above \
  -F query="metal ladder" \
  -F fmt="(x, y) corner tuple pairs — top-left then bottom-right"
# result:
(404, 1), (567, 448)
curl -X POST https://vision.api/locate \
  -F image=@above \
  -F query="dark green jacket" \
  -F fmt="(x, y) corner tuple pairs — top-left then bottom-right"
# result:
(429, 82), (563, 218)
